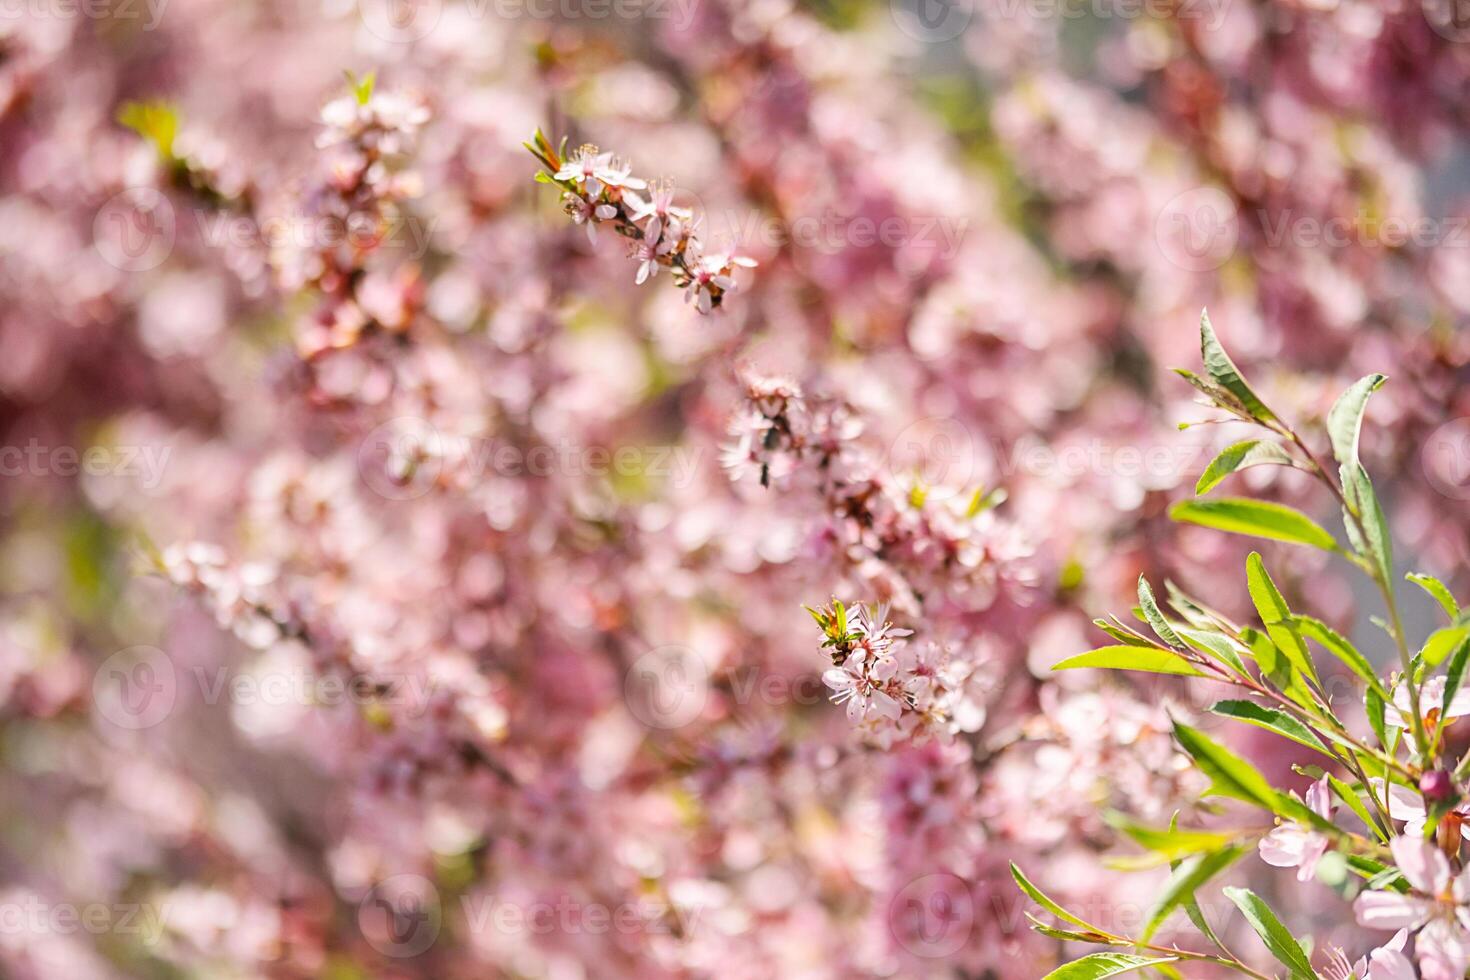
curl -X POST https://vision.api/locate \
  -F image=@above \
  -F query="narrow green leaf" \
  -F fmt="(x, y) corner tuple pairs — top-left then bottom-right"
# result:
(1208, 700), (1330, 755)
(1326, 774), (1385, 840)
(1199, 311), (1276, 422)
(1366, 686), (1389, 748)
(1246, 553), (1316, 683)
(1053, 647), (1205, 677)
(1093, 619), (1161, 647)
(1026, 913), (1107, 944)
(1175, 627), (1249, 677)
(1421, 624), (1470, 669)
(1327, 374), (1387, 469)
(1042, 954), (1180, 980)
(1138, 576), (1185, 649)
(1342, 463), (1393, 584)
(1104, 814), (1243, 859)
(1222, 887), (1315, 979)
(1169, 499), (1337, 551)
(1142, 846), (1245, 942)
(1172, 722), (1278, 810)
(1195, 440), (1295, 495)
(1175, 723), (1325, 828)
(1408, 573), (1461, 621)
(1443, 636), (1470, 727)
(1290, 615), (1388, 698)
(1012, 864), (1102, 933)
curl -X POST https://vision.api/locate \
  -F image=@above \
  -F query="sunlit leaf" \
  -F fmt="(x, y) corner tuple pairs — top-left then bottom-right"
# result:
(1053, 647), (1205, 677)
(1195, 440), (1294, 495)
(1170, 499), (1337, 551)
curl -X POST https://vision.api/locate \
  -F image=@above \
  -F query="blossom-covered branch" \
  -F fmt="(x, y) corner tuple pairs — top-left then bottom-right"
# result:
(525, 129), (754, 313)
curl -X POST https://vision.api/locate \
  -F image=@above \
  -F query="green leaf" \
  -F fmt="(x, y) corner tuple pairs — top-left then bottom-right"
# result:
(1026, 913), (1107, 944)
(1421, 624), (1470, 669)
(1327, 374), (1387, 469)
(1195, 440), (1295, 495)
(1222, 887), (1316, 979)
(1093, 619), (1160, 647)
(1012, 864), (1102, 933)
(1366, 686), (1389, 748)
(1443, 635), (1470, 726)
(1246, 553), (1316, 683)
(1104, 814), (1243, 860)
(1175, 627), (1249, 677)
(1169, 499), (1337, 551)
(1138, 576), (1185, 649)
(1342, 463), (1393, 584)
(1042, 954), (1180, 980)
(1141, 846), (1245, 942)
(1172, 722), (1278, 810)
(1208, 700), (1330, 755)
(1053, 647), (1205, 677)
(1290, 615), (1388, 698)
(1408, 573), (1461, 621)
(1174, 723), (1323, 827)
(1326, 774), (1385, 840)
(1199, 311), (1276, 422)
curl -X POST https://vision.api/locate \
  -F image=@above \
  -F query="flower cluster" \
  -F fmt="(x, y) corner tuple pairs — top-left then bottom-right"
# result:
(526, 131), (755, 313)
(808, 599), (975, 746)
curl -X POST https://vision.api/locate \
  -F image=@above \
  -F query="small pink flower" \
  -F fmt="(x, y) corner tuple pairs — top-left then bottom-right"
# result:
(565, 195), (617, 245)
(1259, 776), (1335, 882)
(1376, 778), (1470, 841)
(1355, 836), (1470, 980)
(627, 178), (692, 248)
(1388, 675), (1470, 729)
(1324, 930), (1414, 980)
(554, 144), (645, 197)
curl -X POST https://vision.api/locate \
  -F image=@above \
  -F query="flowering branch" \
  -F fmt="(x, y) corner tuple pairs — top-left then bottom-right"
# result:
(524, 128), (754, 313)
